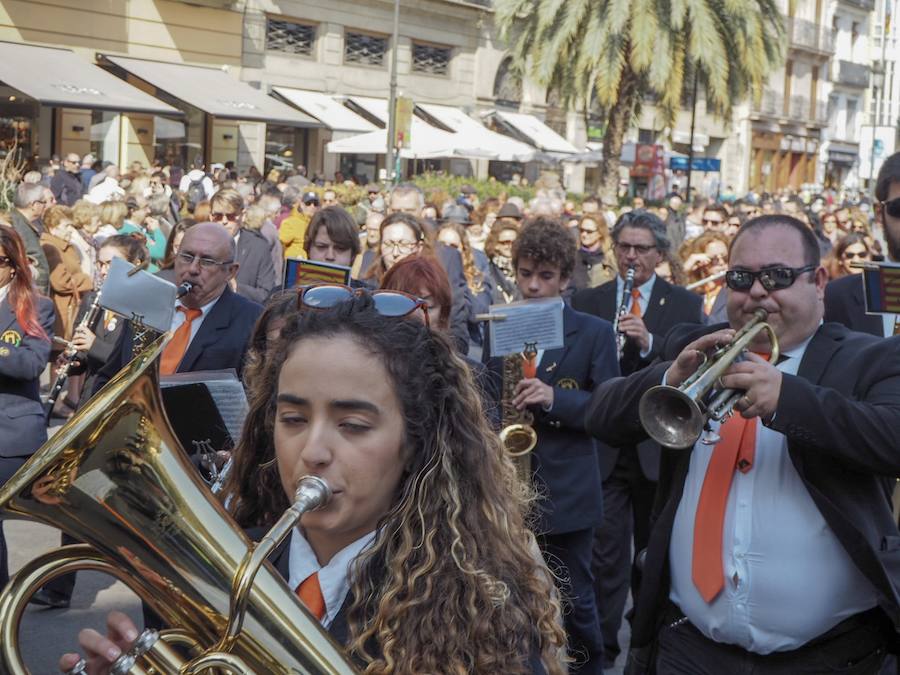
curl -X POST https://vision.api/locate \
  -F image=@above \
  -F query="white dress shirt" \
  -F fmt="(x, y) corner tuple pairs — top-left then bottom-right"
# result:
(170, 294), (221, 346)
(669, 332), (878, 653)
(616, 273), (656, 357)
(881, 313), (899, 338)
(288, 528), (376, 628)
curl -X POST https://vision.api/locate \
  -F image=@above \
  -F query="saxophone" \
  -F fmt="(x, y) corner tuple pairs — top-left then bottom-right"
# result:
(499, 341), (538, 484)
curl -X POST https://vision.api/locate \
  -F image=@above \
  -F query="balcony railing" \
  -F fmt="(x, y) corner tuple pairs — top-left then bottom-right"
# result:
(839, 0), (875, 10)
(833, 60), (871, 88)
(787, 16), (835, 55)
(752, 91), (827, 125)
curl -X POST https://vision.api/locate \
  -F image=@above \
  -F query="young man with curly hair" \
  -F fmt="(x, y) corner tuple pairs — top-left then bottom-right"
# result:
(483, 216), (620, 674)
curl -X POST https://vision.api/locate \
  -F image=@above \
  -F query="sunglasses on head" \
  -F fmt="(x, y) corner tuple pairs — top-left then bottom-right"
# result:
(296, 284), (430, 327)
(881, 197), (900, 219)
(725, 265), (817, 292)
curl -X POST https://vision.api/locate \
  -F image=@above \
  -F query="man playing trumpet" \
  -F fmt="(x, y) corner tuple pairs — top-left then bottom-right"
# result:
(587, 215), (900, 674)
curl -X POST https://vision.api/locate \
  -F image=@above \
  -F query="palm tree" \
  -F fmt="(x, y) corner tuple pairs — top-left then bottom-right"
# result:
(495, 0), (785, 200)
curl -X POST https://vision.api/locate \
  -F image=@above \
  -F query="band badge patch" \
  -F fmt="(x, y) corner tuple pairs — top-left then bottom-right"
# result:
(0, 347), (10, 357)
(1, 330), (21, 346)
(557, 377), (579, 390)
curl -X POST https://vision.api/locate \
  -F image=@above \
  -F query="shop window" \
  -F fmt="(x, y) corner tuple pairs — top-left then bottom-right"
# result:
(267, 18), (316, 56)
(412, 42), (452, 76)
(344, 32), (388, 67)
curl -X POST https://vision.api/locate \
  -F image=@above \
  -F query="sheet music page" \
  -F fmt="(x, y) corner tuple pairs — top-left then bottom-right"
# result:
(160, 369), (249, 444)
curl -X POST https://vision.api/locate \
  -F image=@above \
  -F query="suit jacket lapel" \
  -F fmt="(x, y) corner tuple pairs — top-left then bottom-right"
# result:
(797, 323), (844, 385)
(538, 305), (577, 383)
(178, 288), (232, 372)
(597, 282), (618, 321)
(0, 300), (17, 336)
(641, 277), (671, 333)
(851, 274), (885, 336)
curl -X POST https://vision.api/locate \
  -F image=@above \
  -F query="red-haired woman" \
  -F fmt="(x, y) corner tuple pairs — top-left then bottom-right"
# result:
(381, 254), (452, 331)
(0, 224), (54, 589)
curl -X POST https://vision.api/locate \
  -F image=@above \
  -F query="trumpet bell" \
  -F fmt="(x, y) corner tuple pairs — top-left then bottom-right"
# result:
(638, 384), (706, 449)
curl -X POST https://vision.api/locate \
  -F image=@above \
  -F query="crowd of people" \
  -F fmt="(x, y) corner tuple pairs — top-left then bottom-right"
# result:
(0, 148), (897, 675)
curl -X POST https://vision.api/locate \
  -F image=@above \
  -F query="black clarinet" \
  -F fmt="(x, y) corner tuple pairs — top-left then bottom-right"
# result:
(46, 291), (104, 420)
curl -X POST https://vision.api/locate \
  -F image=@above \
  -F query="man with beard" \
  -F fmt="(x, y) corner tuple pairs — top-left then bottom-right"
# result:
(825, 152), (900, 336)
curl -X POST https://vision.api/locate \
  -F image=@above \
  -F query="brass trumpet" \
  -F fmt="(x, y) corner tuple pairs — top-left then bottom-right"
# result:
(638, 308), (779, 449)
(0, 335), (356, 674)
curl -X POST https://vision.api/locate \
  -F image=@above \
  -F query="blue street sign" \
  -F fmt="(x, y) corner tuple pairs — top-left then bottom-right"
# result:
(670, 156), (722, 172)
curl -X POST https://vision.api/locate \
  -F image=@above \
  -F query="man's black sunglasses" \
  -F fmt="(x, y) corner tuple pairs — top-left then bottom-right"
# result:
(881, 197), (900, 219)
(725, 265), (816, 292)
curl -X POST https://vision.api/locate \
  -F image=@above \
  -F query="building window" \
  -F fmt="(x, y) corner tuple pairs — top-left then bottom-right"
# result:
(846, 98), (858, 141)
(344, 32), (388, 67)
(494, 57), (522, 107)
(412, 42), (452, 76)
(266, 18), (316, 56)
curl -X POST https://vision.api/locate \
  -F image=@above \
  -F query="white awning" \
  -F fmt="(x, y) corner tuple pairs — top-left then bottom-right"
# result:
(326, 125), (494, 160)
(344, 96), (390, 124)
(331, 96), (494, 159)
(0, 42), (179, 115)
(272, 87), (375, 133)
(492, 111), (579, 154)
(417, 104), (536, 162)
(102, 55), (320, 127)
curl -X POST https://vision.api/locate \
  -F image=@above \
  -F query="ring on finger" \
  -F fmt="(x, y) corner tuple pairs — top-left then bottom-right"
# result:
(740, 394), (752, 408)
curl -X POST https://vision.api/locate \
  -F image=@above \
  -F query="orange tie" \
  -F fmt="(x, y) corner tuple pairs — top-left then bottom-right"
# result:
(160, 307), (202, 375)
(296, 571), (326, 620)
(692, 353), (770, 603)
(630, 288), (642, 317)
(522, 351), (537, 379)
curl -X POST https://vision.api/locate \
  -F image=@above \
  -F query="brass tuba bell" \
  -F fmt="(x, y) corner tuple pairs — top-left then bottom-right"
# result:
(0, 336), (357, 674)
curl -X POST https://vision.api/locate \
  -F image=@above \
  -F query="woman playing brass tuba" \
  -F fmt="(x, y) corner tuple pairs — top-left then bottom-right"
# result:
(60, 293), (566, 675)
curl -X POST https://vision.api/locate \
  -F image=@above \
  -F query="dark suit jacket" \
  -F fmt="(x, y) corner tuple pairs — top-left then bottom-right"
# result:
(571, 277), (704, 480)
(68, 292), (127, 408)
(484, 305), (619, 534)
(824, 273), (884, 337)
(435, 242), (472, 355)
(248, 527), (547, 673)
(585, 322), (900, 650)
(11, 209), (49, 295)
(93, 287), (263, 394)
(0, 296), (54, 457)
(235, 228), (276, 304)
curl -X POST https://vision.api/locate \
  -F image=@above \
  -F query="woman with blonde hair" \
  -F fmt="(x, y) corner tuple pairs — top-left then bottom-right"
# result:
(681, 231), (730, 318)
(62, 296), (566, 674)
(96, 200), (128, 243)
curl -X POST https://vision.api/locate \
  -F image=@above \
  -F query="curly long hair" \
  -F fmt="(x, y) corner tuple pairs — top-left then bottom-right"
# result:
(226, 297), (566, 674)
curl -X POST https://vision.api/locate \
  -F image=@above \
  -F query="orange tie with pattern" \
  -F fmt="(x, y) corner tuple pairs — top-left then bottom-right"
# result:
(630, 288), (642, 317)
(160, 307), (202, 375)
(296, 571), (326, 620)
(691, 353), (770, 602)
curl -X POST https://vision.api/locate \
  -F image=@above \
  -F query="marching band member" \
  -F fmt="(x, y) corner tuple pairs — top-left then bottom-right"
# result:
(61, 294), (567, 674)
(587, 215), (900, 674)
(0, 225), (53, 589)
(571, 210), (704, 669)
(483, 217), (619, 674)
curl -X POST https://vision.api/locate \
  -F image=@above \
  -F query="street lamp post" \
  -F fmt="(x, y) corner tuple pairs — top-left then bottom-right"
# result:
(385, 0), (401, 185)
(685, 69), (699, 200)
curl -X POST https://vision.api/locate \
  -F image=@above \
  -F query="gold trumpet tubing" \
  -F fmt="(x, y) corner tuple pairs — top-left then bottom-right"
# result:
(0, 336), (356, 675)
(705, 321), (780, 422)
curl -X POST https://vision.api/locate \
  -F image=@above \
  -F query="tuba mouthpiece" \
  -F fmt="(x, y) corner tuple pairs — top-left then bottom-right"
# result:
(293, 476), (332, 512)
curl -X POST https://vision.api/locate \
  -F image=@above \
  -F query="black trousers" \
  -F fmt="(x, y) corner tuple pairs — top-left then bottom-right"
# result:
(0, 455), (27, 589)
(592, 450), (656, 666)
(41, 532), (79, 599)
(541, 528), (605, 675)
(656, 605), (889, 675)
